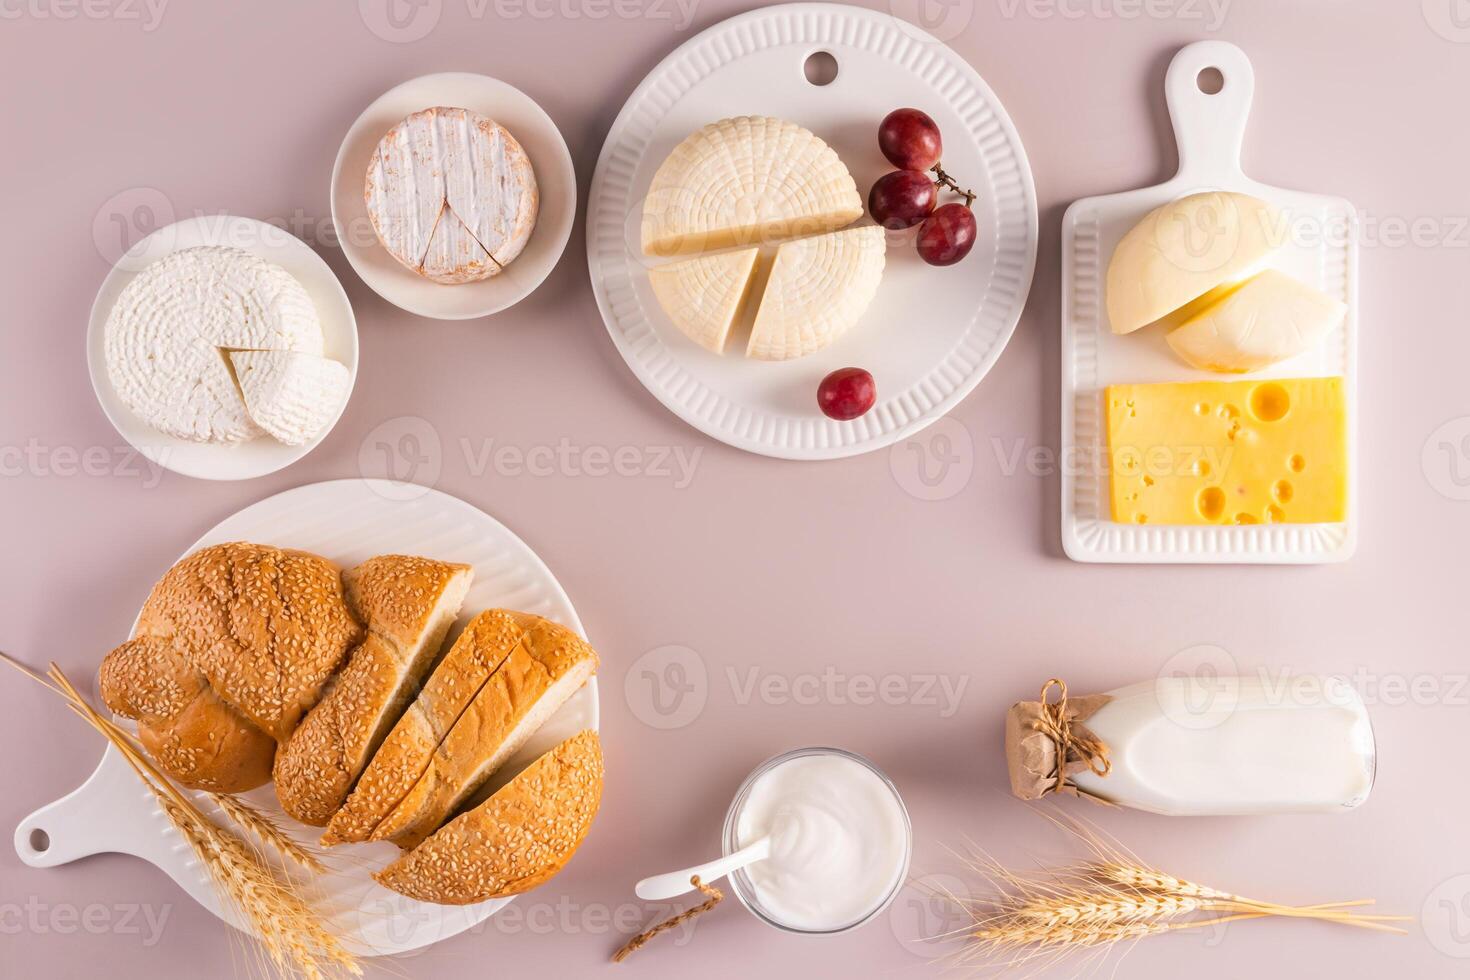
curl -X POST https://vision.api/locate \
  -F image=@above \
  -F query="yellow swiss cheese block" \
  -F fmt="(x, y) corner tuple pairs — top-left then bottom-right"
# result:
(1106, 377), (1347, 525)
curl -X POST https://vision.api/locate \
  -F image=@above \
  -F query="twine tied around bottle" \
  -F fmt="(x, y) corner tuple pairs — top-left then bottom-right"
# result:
(612, 875), (724, 963)
(1031, 678), (1113, 798)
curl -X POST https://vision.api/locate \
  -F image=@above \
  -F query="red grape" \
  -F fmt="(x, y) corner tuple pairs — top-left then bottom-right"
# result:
(917, 203), (977, 266)
(879, 108), (942, 171)
(868, 170), (936, 229)
(817, 367), (876, 421)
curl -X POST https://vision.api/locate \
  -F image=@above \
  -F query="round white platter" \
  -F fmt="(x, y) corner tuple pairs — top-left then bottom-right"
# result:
(86, 215), (359, 481)
(331, 72), (577, 320)
(586, 2), (1038, 460)
(13, 479), (600, 956)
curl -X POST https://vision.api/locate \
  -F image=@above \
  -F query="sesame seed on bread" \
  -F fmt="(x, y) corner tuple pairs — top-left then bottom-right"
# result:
(373, 730), (603, 904)
(273, 555), (472, 825)
(97, 542), (363, 793)
(321, 609), (598, 848)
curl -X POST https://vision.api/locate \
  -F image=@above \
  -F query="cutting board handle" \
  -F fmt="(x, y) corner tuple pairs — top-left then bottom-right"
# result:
(1165, 41), (1254, 187)
(13, 746), (156, 868)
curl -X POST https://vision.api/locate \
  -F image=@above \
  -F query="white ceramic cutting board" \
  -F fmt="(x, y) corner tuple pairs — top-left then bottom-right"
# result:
(1061, 41), (1359, 564)
(587, 2), (1038, 460)
(12, 479), (600, 956)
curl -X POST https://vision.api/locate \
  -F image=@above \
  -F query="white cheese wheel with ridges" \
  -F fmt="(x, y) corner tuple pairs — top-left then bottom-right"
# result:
(642, 116), (863, 258)
(105, 246), (323, 443)
(648, 248), (759, 354)
(229, 350), (350, 446)
(747, 226), (885, 361)
(366, 107), (539, 284)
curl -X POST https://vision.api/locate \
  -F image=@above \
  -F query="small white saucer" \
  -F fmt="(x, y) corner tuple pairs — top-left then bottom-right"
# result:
(330, 73), (576, 320)
(85, 214), (359, 481)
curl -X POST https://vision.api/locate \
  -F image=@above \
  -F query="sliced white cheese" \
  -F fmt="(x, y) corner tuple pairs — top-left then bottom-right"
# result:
(105, 246), (322, 443)
(229, 350), (350, 446)
(648, 248), (759, 354)
(420, 205), (495, 285)
(1166, 269), (1345, 373)
(366, 107), (538, 284)
(1106, 192), (1282, 335)
(642, 116), (863, 258)
(747, 225), (885, 361)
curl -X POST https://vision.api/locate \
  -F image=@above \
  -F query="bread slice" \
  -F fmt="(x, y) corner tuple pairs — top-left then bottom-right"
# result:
(273, 556), (472, 825)
(374, 730), (603, 904)
(322, 609), (598, 848)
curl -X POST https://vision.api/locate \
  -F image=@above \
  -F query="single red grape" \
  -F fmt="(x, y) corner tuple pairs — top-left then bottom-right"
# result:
(879, 108), (942, 171)
(917, 203), (977, 266)
(868, 170), (936, 229)
(817, 367), (877, 421)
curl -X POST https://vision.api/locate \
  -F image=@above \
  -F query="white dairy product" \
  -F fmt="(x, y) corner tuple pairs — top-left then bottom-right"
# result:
(229, 350), (350, 446)
(746, 225), (886, 361)
(104, 246), (323, 443)
(733, 751), (909, 932)
(365, 106), (538, 283)
(1071, 676), (1375, 816)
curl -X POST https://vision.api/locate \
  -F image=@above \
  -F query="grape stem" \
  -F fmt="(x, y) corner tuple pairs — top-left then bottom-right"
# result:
(929, 162), (976, 208)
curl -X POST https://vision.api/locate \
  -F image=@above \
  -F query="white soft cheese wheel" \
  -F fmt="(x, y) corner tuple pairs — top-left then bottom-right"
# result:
(642, 116), (863, 258)
(365, 106), (539, 284)
(1166, 269), (1346, 373)
(747, 225), (885, 361)
(229, 350), (350, 446)
(105, 246), (323, 443)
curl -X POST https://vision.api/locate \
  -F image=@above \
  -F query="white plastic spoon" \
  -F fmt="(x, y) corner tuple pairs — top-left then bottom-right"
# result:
(634, 836), (772, 901)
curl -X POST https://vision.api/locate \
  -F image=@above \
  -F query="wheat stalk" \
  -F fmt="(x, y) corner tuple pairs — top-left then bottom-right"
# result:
(3, 653), (359, 979)
(211, 793), (327, 875)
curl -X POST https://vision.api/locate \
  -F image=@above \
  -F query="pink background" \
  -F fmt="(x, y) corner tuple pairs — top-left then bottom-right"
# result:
(3, 1), (1470, 977)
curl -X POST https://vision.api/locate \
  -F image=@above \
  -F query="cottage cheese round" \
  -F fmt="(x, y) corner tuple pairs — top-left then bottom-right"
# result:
(105, 246), (323, 443)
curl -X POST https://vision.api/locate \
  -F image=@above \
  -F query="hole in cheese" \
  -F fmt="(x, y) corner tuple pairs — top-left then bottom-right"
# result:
(1197, 486), (1226, 522)
(1273, 480), (1294, 504)
(1250, 383), (1291, 422)
(1289, 454), (1307, 473)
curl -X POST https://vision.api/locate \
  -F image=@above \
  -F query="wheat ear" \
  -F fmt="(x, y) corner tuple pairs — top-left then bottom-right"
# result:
(211, 793), (327, 875)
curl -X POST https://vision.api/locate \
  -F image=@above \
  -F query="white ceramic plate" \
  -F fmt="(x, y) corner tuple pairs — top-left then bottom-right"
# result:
(13, 479), (601, 956)
(331, 73), (576, 320)
(86, 215), (359, 481)
(1061, 42), (1358, 564)
(586, 2), (1037, 460)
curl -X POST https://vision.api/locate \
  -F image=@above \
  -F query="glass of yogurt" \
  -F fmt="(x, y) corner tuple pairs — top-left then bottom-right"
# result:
(721, 747), (911, 935)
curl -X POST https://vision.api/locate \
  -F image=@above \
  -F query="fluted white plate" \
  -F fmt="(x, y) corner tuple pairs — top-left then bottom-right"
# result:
(14, 479), (599, 956)
(1061, 42), (1358, 563)
(587, 2), (1037, 460)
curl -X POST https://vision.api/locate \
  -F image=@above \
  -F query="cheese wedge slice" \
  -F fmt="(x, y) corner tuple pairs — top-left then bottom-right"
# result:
(1107, 192), (1282, 335)
(366, 107), (538, 283)
(105, 246), (322, 443)
(648, 248), (759, 354)
(229, 350), (350, 446)
(1166, 270), (1345, 373)
(1106, 377), (1347, 525)
(747, 226), (885, 361)
(642, 116), (863, 257)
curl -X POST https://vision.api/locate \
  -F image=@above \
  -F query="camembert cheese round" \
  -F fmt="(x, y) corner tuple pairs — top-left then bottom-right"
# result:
(104, 246), (324, 443)
(366, 107), (539, 284)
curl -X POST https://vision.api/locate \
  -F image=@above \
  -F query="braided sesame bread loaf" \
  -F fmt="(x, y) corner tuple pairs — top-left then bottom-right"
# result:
(273, 555), (472, 825)
(98, 542), (363, 792)
(374, 730), (603, 904)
